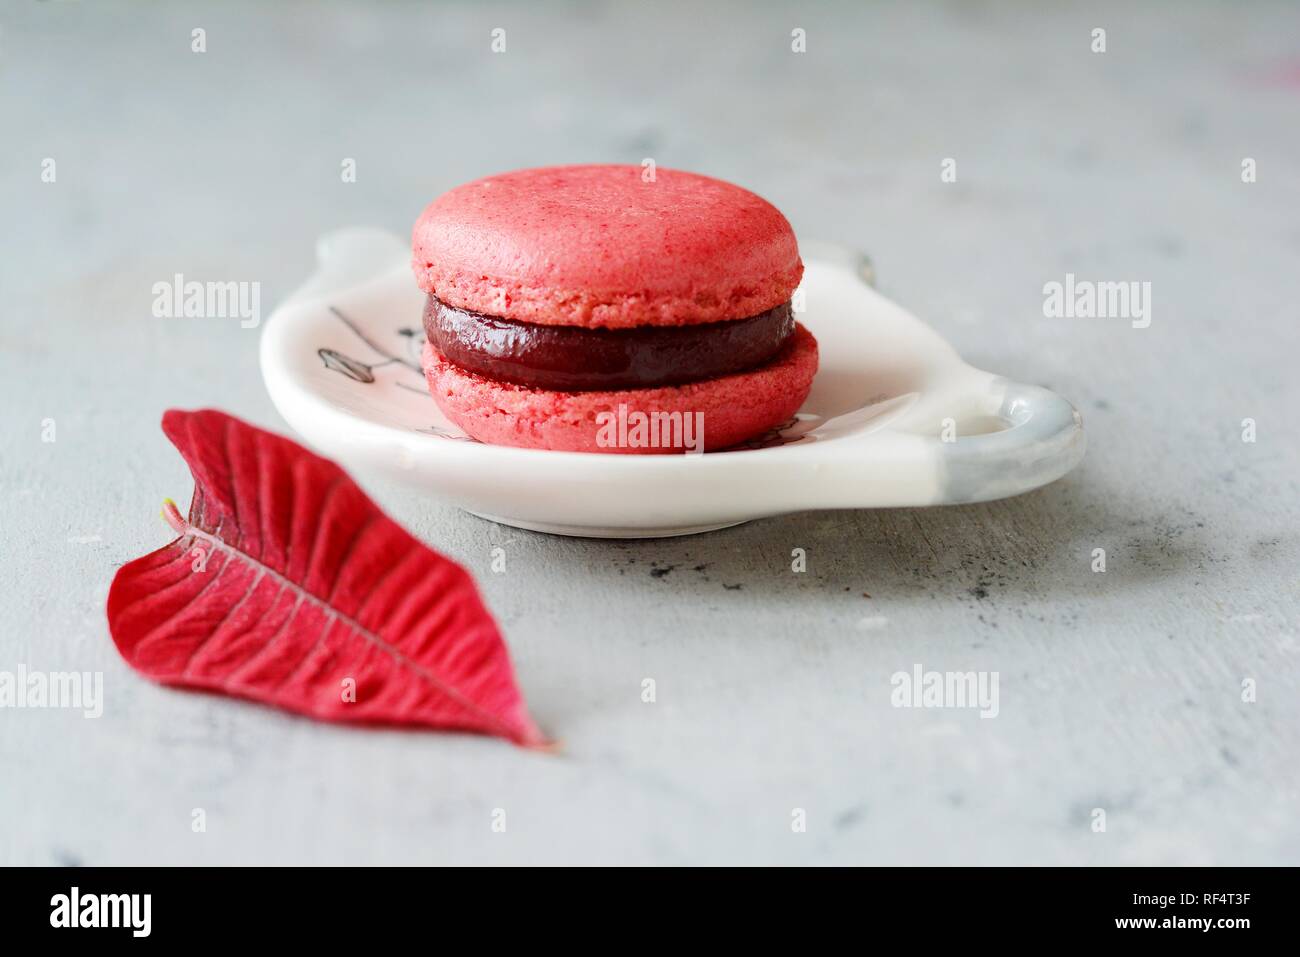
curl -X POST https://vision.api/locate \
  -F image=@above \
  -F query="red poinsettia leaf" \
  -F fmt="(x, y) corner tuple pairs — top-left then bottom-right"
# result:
(106, 408), (548, 748)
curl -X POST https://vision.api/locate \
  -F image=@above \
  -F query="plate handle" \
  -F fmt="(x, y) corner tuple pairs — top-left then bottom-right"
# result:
(283, 227), (409, 308)
(929, 377), (1086, 503)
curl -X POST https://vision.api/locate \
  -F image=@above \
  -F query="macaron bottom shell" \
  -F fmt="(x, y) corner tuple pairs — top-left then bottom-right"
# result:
(421, 323), (818, 454)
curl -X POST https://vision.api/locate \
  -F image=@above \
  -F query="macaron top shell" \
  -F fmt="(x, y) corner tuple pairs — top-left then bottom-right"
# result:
(411, 164), (803, 329)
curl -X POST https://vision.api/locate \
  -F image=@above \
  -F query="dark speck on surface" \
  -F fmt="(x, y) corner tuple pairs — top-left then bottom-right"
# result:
(649, 564), (677, 579)
(834, 806), (865, 830)
(1151, 236), (1185, 259)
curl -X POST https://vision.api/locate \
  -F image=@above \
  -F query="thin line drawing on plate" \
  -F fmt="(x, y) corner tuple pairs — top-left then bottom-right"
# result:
(317, 306), (424, 383)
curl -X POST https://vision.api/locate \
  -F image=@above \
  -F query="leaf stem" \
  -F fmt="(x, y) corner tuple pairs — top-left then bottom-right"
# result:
(161, 498), (186, 533)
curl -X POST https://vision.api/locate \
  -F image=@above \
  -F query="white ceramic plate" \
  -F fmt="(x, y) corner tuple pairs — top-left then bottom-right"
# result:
(260, 228), (1085, 537)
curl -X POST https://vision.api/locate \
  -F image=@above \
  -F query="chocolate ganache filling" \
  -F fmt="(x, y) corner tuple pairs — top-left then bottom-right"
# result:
(424, 296), (795, 391)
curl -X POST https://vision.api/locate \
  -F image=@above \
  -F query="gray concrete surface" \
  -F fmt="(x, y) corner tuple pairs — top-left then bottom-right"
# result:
(1, 0), (1297, 865)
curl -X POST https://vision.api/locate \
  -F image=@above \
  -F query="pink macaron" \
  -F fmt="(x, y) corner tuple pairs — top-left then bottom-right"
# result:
(411, 164), (817, 454)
